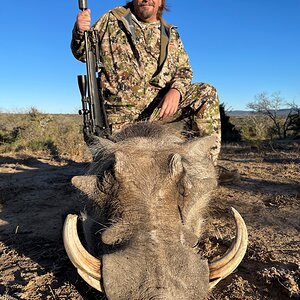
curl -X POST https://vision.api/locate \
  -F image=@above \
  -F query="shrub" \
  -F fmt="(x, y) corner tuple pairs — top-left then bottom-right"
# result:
(0, 108), (88, 161)
(220, 103), (241, 142)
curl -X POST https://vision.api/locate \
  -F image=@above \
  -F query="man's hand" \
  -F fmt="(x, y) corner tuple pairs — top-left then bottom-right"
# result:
(159, 88), (181, 118)
(76, 9), (91, 34)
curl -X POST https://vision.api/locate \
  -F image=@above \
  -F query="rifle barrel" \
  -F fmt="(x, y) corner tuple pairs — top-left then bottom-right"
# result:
(78, 0), (87, 11)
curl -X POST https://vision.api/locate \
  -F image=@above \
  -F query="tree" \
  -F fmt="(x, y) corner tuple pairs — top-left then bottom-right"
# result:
(286, 103), (300, 137)
(247, 92), (299, 139)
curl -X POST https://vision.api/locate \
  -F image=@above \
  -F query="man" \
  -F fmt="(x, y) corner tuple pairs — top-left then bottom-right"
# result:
(71, 0), (221, 163)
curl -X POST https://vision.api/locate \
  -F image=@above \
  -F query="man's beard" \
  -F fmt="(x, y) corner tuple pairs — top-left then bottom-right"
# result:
(138, 8), (154, 20)
(136, 3), (156, 21)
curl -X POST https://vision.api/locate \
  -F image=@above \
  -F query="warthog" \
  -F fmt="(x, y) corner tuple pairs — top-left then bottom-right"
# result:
(63, 122), (247, 299)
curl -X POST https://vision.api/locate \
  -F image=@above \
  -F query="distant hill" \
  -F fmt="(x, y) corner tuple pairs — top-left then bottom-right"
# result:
(227, 109), (292, 117)
(227, 110), (252, 117)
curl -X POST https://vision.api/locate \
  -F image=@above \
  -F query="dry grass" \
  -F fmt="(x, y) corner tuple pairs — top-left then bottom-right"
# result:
(0, 110), (299, 299)
(1, 109), (298, 161)
(0, 108), (88, 162)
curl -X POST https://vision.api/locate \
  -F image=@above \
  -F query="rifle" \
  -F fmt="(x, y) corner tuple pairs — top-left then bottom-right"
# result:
(77, 0), (111, 140)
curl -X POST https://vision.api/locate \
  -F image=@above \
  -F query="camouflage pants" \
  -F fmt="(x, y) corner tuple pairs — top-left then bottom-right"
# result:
(109, 83), (221, 164)
(184, 83), (220, 163)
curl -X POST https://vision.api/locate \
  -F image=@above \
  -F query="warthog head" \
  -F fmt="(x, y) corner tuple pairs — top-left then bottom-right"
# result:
(63, 122), (247, 299)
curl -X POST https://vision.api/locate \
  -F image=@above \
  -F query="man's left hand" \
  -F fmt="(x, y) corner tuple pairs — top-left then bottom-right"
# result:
(159, 88), (181, 118)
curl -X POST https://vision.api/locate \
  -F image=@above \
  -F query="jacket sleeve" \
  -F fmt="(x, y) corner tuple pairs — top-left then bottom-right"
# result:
(70, 12), (110, 62)
(169, 29), (193, 99)
(70, 24), (86, 62)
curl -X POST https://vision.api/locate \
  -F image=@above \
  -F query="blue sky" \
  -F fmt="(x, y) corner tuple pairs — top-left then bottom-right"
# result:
(0, 0), (299, 113)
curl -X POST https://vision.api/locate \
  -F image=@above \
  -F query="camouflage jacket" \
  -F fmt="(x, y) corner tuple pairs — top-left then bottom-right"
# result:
(71, 5), (193, 123)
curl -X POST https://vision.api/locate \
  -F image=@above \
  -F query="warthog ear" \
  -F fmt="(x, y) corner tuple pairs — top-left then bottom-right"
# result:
(71, 175), (97, 196)
(184, 135), (217, 159)
(88, 135), (115, 148)
(87, 136), (116, 157)
(169, 153), (183, 178)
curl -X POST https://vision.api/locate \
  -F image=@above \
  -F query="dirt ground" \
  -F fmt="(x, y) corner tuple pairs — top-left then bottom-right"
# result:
(0, 141), (299, 300)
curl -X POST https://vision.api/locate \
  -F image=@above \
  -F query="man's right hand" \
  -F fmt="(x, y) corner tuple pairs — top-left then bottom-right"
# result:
(76, 9), (91, 34)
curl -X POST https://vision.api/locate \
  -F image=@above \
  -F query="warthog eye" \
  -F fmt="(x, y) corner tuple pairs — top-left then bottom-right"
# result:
(177, 176), (192, 197)
(177, 180), (185, 196)
(96, 171), (118, 196)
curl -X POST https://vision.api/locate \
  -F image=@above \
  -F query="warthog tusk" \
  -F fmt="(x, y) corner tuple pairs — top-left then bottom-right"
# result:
(208, 207), (248, 289)
(63, 214), (102, 291)
(63, 209), (247, 292)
